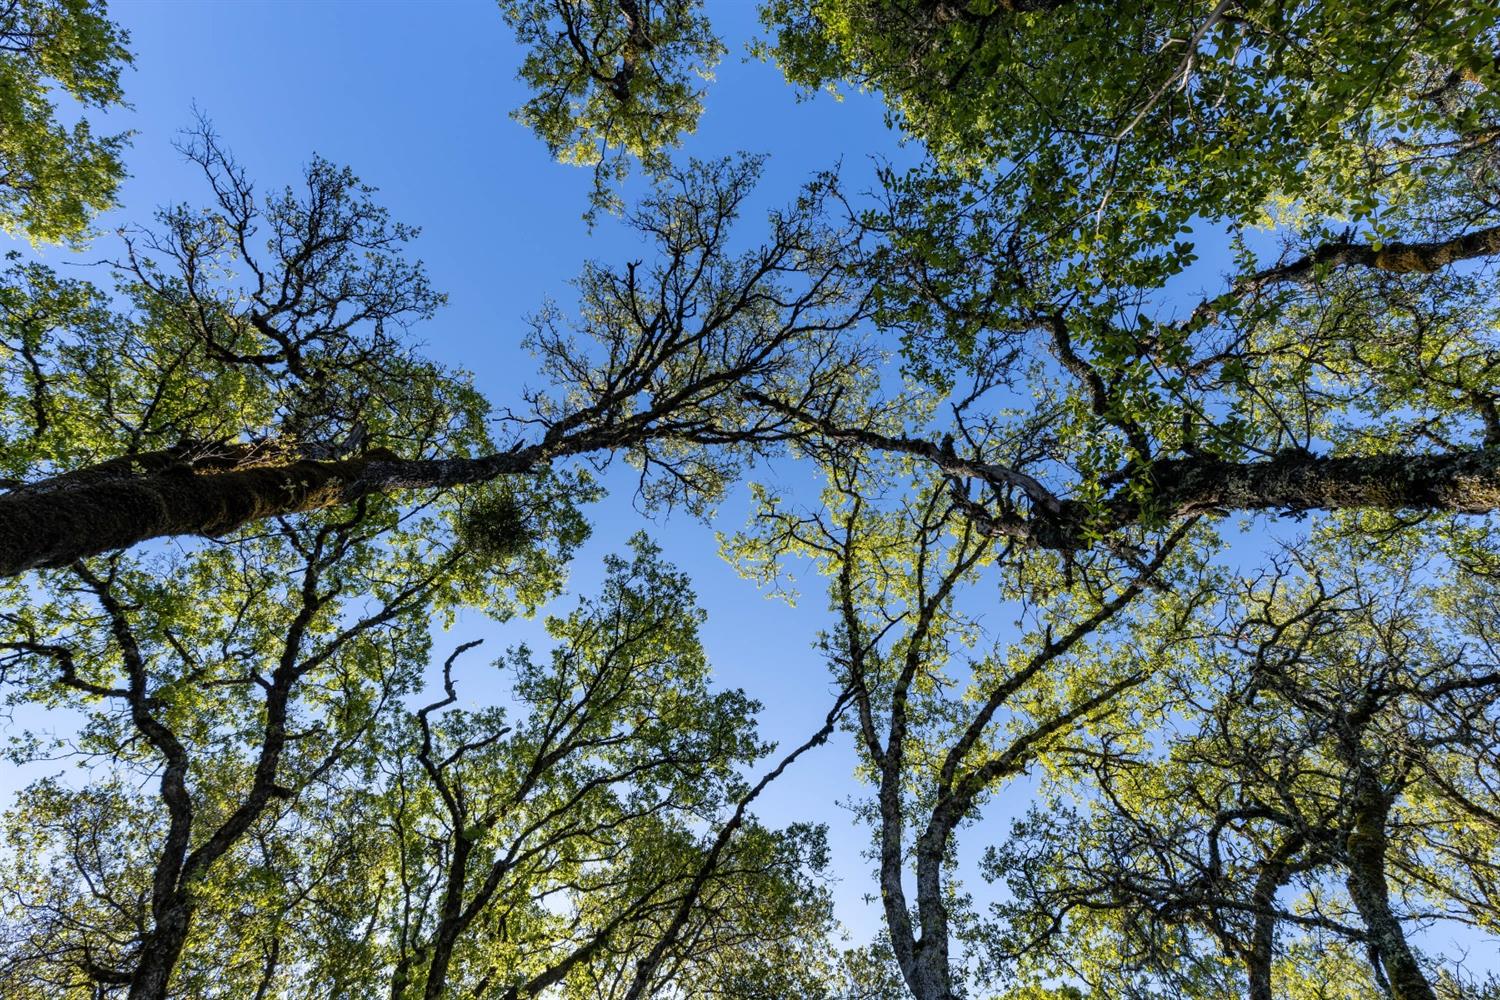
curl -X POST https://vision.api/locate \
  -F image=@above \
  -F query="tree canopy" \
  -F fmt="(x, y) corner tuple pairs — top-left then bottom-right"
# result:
(0, 0), (131, 244)
(1, 1), (1499, 998)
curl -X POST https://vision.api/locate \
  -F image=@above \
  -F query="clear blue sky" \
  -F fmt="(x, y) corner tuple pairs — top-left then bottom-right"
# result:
(8, 0), (1493, 977)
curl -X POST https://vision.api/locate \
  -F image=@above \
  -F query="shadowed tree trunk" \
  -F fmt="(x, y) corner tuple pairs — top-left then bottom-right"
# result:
(1022, 448), (1500, 551)
(939, 447), (1500, 551)
(1242, 835), (1306, 1000)
(0, 147), (869, 581)
(1343, 780), (1437, 1000)
(1242, 222), (1500, 289)
(5, 439), (1499, 576)
(0, 442), (536, 577)
(749, 391), (1500, 552)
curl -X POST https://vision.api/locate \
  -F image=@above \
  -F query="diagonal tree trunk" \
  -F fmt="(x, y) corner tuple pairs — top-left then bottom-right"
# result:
(748, 393), (1500, 552)
(958, 447), (1500, 549)
(0, 442), (534, 577)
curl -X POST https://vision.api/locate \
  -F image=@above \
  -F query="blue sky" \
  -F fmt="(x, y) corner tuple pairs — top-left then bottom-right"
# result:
(7, 0), (1495, 978)
(10, 0), (913, 942)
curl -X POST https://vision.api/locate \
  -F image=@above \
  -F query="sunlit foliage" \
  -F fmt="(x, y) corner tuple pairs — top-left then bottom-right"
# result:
(0, 0), (130, 244)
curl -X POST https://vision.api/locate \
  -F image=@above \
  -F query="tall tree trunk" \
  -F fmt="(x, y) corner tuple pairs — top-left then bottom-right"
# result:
(1245, 835), (1303, 1000)
(127, 903), (194, 1000)
(419, 835), (477, 1000)
(6, 436), (1500, 577)
(1245, 906), (1276, 1000)
(909, 828), (960, 1000)
(0, 443), (531, 577)
(1344, 785), (1436, 1000)
(1026, 448), (1500, 550)
(877, 778), (922, 996)
(758, 393), (1500, 552)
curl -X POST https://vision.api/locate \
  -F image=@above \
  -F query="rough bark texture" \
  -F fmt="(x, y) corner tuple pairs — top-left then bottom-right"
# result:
(1155, 449), (1500, 513)
(0, 442), (533, 577)
(1244, 836), (1303, 1000)
(1020, 448), (1500, 550)
(750, 393), (1500, 552)
(1249, 222), (1500, 287)
(126, 906), (191, 1000)
(4, 436), (1499, 577)
(1343, 784), (1437, 1000)
(909, 828), (958, 1000)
